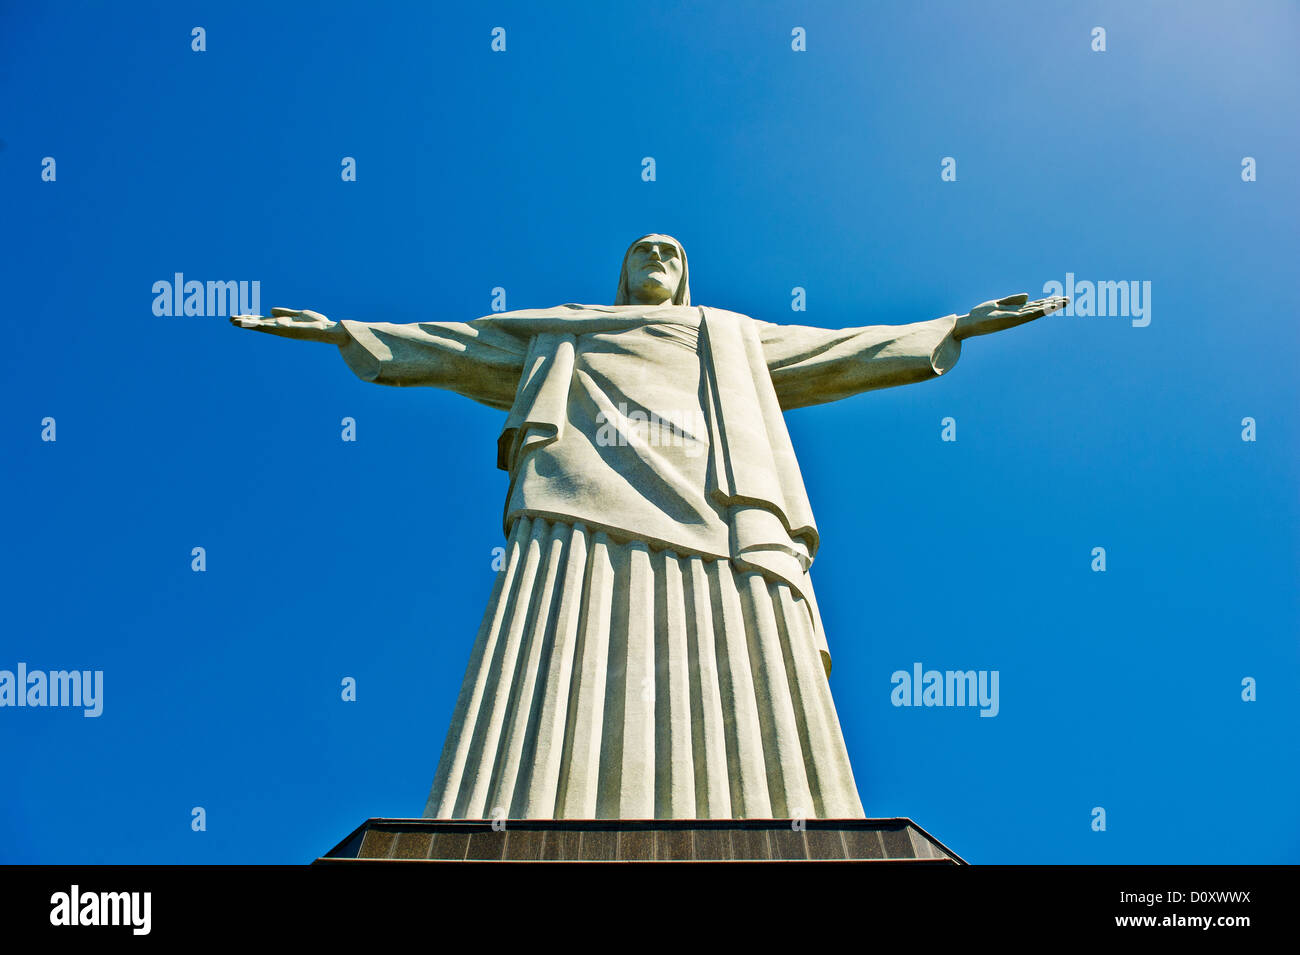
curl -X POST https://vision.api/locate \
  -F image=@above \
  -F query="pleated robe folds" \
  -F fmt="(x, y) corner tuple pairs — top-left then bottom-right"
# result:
(336, 303), (963, 819)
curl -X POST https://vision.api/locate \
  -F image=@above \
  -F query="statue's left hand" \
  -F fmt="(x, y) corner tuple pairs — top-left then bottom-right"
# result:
(952, 293), (1068, 341)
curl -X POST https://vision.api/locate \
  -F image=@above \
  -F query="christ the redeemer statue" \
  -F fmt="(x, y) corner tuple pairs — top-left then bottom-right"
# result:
(232, 234), (1064, 822)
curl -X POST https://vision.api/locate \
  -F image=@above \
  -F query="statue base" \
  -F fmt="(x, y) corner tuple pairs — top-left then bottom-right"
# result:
(314, 818), (965, 864)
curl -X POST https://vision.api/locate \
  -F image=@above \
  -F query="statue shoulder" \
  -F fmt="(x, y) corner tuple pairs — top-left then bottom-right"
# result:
(697, 306), (765, 331)
(709, 306), (755, 320)
(476, 303), (590, 320)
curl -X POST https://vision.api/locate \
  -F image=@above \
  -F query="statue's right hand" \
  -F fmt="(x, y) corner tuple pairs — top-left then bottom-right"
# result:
(230, 307), (349, 345)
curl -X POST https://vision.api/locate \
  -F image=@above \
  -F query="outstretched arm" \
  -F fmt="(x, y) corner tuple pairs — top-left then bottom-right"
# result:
(758, 293), (1066, 410)
(230, 308), (528, 411)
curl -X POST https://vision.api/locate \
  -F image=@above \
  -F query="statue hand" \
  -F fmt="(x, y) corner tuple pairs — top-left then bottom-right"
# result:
(230, 307), (349, 345)
(952, 293), (1068, 341)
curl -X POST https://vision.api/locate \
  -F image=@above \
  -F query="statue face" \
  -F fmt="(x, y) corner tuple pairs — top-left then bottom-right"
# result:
(624, 236), (684, 305)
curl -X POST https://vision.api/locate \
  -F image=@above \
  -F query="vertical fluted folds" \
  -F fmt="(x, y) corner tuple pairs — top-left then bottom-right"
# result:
(424, 516), (865, 820)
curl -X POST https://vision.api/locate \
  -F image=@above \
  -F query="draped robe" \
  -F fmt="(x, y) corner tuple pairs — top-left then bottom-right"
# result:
(336, 303), (962, 819)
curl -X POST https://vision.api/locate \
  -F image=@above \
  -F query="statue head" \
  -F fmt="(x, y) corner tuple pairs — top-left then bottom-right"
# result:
(615, 234), (690, 306)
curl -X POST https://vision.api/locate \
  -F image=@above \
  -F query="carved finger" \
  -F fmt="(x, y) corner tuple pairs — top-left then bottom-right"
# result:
(996, 293), (1029, 308)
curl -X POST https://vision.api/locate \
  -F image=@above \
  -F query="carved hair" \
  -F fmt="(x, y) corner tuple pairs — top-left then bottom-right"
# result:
(614, 234), (690, 306)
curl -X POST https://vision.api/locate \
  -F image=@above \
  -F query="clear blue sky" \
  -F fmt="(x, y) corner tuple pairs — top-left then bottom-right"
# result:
(2, 0), (1296, 864)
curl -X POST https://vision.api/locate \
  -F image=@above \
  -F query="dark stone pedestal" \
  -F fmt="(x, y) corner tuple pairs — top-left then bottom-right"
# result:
(315, 818), (966, 864)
